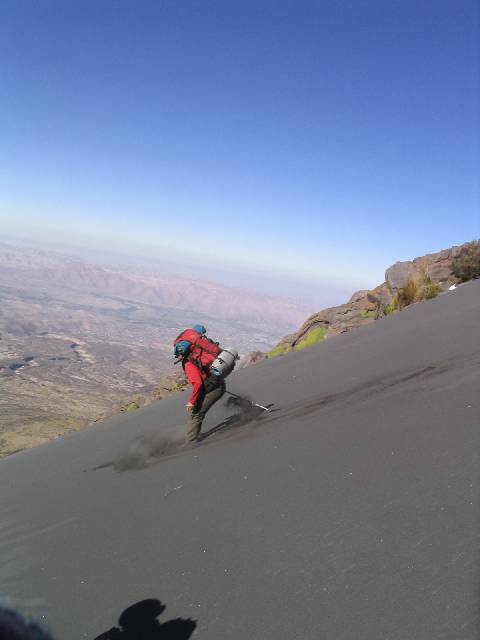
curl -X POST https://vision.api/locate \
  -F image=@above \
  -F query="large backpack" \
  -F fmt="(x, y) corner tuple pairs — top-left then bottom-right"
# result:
(173, 328), (221, 373)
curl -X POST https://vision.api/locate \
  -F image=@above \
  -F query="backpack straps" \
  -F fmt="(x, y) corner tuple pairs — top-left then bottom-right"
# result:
(180, 352), (208, 374)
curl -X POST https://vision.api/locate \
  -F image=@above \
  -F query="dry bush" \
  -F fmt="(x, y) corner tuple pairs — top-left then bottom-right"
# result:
(393, 272), (440, 311)
(451, 240), (480, 282)
(397, 278), (418, 308)
(419, 280), (441, 300)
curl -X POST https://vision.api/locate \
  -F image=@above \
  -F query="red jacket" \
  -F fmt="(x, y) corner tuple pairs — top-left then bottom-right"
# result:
(175, 329), (221, 405)
(184, 360), (207, 406)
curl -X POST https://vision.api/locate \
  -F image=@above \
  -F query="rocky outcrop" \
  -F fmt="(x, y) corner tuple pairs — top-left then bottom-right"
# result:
(385, 246), (463, 292)
(289, 290), (378, 345)
(368, 282), (392, 309)
(246, 243), (467, 362)
(348, 290), (370, 304)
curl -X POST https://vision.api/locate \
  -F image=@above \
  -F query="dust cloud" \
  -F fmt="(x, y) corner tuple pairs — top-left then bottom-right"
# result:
(111, 394), (268, 471)
(113, 425), (185, 471)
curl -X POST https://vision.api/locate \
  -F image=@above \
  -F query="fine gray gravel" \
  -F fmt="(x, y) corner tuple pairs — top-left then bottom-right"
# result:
(1, 279), (479, 640)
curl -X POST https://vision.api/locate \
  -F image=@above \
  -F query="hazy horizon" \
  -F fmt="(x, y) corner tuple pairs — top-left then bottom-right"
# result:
(1, 228), (375, 311)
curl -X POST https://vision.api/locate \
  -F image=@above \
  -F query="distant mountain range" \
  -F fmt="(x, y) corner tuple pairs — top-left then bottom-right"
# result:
(0, 243), (309, 327)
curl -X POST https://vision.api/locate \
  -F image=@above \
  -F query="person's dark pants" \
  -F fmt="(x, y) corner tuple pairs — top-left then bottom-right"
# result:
(187, 382), (225, 442)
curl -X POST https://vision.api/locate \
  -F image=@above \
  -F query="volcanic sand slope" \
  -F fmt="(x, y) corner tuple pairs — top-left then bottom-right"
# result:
(0, 280), (479, 639)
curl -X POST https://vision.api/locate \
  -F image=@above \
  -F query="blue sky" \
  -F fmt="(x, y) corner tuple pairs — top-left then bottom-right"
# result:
(1, 0), (479, 299)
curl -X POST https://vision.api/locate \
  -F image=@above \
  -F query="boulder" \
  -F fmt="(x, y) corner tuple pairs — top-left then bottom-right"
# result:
(385, 262), (417, 292)
(368, 283), (394, 313)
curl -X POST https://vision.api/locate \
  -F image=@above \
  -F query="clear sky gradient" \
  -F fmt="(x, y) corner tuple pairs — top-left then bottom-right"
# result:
(1, 0), (479, 298)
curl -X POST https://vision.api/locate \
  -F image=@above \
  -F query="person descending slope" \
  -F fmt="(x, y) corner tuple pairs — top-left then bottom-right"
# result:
(174, 325), (239, 443)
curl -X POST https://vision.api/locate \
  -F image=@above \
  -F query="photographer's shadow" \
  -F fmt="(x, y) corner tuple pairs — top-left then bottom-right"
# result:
(93, 599), (196, 640)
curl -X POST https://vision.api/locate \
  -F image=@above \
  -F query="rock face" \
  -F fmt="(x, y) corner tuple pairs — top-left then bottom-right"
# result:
(385, 246), (463, 292)
(348, 290), (370, 304)
(289, 291), (378, 345)
(249, 243), (467, 360)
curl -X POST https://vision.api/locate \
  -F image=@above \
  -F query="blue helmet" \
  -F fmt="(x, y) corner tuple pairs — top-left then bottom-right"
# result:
(174, 340), (192, 358)
(192, 324), (206, 335)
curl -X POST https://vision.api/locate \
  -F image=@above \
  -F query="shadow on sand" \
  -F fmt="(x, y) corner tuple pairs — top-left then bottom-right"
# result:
(93, 599), (196, 640)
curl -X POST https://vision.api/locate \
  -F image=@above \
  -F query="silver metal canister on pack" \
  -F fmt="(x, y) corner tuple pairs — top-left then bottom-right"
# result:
(210, 348), (239, 378)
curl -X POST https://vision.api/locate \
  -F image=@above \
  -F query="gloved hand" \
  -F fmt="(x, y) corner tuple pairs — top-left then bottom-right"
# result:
(186, 402), (194, 411)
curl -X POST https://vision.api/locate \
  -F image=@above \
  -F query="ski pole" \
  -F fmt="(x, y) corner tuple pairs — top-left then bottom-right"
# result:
(225, 390), (270, 412)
